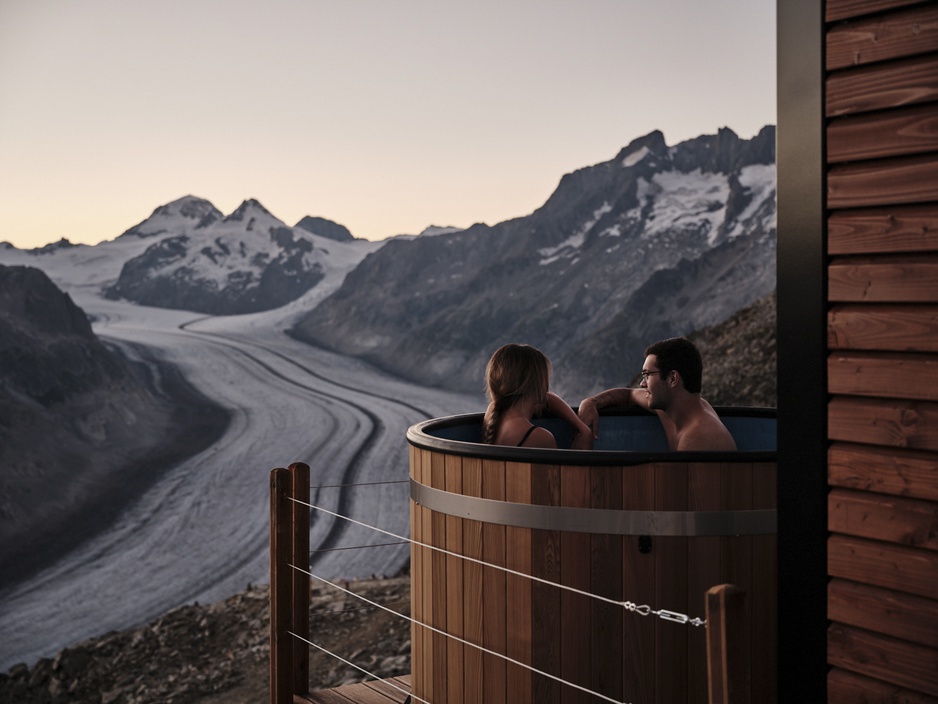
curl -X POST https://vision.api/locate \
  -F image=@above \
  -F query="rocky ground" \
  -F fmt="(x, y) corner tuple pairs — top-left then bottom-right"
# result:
(0, 575), (412, 704)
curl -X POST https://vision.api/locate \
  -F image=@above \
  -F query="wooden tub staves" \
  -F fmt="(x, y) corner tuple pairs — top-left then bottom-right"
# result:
(406, 408), (777, 704)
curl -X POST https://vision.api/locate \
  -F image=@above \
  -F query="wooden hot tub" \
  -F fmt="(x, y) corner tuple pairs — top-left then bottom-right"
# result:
(406, 407), (777, 704)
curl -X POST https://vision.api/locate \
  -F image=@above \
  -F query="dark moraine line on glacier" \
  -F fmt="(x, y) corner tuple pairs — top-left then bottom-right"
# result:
(179, 321), (434, 416)
(177, 329), (427, 561)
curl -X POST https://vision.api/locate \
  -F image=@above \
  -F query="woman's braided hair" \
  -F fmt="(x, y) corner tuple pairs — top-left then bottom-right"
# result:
(482, 343), (551, 445)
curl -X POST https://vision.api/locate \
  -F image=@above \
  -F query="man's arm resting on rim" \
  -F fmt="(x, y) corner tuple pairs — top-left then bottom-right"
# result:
(578, 387), (641, 439)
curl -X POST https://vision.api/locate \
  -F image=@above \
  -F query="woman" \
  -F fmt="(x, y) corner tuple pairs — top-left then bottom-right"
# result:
(482, 343), (590, 448)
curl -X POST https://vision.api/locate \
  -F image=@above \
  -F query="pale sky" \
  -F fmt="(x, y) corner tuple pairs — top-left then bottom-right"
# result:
(0, 0), (776, 248)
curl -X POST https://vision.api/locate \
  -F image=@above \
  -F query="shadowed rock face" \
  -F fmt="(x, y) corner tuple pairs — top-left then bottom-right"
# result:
(289, 126), (777, 397)
(0, 264), (228, 587)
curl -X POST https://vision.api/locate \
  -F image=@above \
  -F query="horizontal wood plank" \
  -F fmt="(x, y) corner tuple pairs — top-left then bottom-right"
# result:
(828, 304), (938, 352)
(829, 395), (938, 450)
(828, 623), (938, 696)
(827, 106), (938, 163)
(828, 667), (938, 704)
(829, 254), (938, 301)
(828, 534), (938, 598)
(829, 442), (938, 501)
(827, 0), (934, 23)
(828, 154), (938, 209)
(826, 54), (938, 117)
(829, 578), (938, 649)
(828, 204), (938, 254)
(827, 4), (938, 70)
(828, 351), (938, 401)
(829, 487), (938, 550)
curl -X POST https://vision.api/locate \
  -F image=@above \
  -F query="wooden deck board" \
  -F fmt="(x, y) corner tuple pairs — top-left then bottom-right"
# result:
(300, 675), (412, 704)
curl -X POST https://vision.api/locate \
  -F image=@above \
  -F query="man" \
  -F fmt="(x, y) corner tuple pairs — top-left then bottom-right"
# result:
(578, 337), (736, 451)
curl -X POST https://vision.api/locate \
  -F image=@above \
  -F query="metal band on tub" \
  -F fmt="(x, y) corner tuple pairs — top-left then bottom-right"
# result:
(410, 478), (776, 536)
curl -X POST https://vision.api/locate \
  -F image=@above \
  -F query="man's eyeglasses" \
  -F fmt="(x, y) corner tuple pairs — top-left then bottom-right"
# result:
(639, 369), (667, 381)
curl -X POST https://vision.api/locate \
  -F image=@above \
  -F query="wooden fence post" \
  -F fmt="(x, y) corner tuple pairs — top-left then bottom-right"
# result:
(706, 584), (751, 704)
(290, 462), (311, 696)
(270, 467), (294, 704)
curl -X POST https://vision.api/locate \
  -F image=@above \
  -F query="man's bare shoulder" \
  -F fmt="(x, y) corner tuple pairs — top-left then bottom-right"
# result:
(675, 414), (737, 451)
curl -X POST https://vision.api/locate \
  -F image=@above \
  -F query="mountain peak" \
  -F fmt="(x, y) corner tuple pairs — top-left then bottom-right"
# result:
(295, 216), (355, 242)
(614, 130), (668, 167)
(224, 198), (274, 223)
(121, 196), (223, 239)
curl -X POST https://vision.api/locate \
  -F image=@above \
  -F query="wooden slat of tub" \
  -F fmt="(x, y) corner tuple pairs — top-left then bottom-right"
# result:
(687, 462), (723, 701)
(532, 464), (562, 704)
(654, 463), (689, 704)
(590, 465), (623, 702)
(505, 461), (533, 703)
(482, 458), (507, 704)
(430, 451), (447, 702)
(720, 462), (754, 673)
(419, 449), (433, 701)
(622, 463), (656, 704)
(751, 462), (778, 701)
(462, 456), (484, 702)
(561, 465), (591, 704)
(444, 454), (465, 703)
(409, 447), (423, 702)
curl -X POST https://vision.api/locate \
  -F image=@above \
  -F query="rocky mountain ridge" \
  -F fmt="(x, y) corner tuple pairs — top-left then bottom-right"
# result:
(289, 126), (776, 399)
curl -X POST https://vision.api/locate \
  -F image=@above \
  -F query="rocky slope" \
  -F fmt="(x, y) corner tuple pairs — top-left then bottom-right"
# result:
(0, 264), (228, 586)
(290, 126), (776, 396)
(0, 576), (411, 704)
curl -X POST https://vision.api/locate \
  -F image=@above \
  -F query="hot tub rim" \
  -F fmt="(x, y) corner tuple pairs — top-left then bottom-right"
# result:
(407, 405), (777, 466)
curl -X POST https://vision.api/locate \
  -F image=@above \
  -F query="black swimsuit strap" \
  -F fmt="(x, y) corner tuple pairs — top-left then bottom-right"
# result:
(517, 426), (536, 446)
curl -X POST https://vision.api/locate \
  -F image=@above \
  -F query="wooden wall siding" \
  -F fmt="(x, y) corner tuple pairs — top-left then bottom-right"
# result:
(828, 352), (938, 400)
(828, 255), (938, 300)
(828, 204), (938, 254)
(825, 0), (938, 700)
(828, 443), (938, 502)
(826, 4), (938, 70)
(409, 449), (776, 704)
(826, 0), (934, 24)
(828, 304), (938, 351)
(826, 55), (938, 117)
(827, 106), (938, 163)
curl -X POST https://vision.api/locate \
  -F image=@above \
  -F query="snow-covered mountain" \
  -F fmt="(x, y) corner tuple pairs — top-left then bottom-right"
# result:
(290, 126), (777, 396)
(104, 197), (384, 314)
(0, 196), (386, 317)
